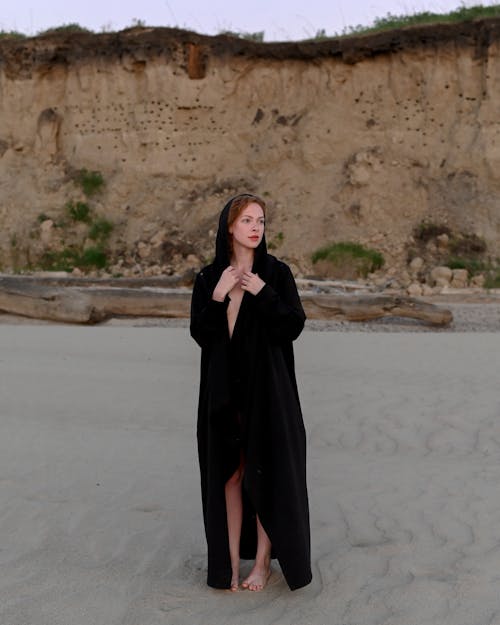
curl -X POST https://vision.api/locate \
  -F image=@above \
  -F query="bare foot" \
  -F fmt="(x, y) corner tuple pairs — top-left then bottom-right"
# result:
(230, 574), (239, 592)
(241, 565), (271, 591)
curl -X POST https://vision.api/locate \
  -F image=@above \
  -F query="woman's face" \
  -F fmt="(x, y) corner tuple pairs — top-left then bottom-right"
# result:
(229, 202), (265, 252)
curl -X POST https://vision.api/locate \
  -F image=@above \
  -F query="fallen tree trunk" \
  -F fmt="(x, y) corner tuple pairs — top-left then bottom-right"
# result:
(0, 278), (452, 325)
(303, 294), (453, 326)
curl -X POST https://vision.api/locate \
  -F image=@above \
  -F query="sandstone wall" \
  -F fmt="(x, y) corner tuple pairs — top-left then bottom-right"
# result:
(1, 22), (500, 275)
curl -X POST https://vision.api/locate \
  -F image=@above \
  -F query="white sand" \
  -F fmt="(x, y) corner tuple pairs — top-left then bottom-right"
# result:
(0, 326), (499, 625)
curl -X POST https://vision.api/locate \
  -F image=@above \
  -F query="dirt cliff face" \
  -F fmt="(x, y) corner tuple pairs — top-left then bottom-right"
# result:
(1, 20), (500, 276)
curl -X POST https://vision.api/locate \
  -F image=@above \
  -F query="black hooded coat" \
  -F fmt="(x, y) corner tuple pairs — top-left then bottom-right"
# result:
(190, 197), (312, 591)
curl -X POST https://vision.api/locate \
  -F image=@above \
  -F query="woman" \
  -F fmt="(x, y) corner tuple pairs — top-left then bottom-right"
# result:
(190, 193), (312, 592)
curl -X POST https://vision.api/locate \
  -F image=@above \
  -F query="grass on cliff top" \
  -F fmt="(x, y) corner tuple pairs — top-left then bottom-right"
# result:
(3, 4), (500, 42)
(0, 31), (26, 40)
(336, 4), (500, 37)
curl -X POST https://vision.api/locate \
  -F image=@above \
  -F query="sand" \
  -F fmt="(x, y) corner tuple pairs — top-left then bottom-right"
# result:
(0, 325), (499, 625)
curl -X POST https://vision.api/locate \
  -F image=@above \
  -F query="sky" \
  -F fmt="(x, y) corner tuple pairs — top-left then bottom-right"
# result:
(1, 0), (498, 41)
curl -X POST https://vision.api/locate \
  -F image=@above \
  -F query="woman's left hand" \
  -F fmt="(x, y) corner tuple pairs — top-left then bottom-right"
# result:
(241, 271), (265, 295)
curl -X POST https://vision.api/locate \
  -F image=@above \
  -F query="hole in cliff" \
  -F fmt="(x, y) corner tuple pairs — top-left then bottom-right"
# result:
(252, 108), (264, 124)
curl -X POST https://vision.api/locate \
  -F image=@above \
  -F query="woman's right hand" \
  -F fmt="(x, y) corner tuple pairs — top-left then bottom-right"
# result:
(212, 266), (240, 302)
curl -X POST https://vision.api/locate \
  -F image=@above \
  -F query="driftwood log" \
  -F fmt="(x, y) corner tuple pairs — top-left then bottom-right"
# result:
(0, 276), (453, 326)
(304, 294), (453, 325)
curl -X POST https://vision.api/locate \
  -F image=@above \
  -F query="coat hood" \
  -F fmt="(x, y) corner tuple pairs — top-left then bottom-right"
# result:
(215, 194), (268, 274)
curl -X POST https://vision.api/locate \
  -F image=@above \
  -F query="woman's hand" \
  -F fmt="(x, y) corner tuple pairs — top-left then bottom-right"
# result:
(212, 266), (240, 302)
(241, 271), (265, 296)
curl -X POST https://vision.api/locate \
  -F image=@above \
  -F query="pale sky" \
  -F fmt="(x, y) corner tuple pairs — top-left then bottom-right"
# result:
(1, 0), (498, 41)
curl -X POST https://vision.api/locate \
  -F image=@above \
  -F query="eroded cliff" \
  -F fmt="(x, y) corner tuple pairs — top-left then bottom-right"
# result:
(1, 20), (500, 277)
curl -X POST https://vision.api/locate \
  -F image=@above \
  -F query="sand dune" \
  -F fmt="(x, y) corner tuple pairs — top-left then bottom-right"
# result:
(0, 326), (499, 625)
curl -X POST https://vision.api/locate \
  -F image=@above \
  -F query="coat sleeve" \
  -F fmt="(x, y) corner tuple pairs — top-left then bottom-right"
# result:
(253, 262), (305, 342)
(190, 271), (230, 348)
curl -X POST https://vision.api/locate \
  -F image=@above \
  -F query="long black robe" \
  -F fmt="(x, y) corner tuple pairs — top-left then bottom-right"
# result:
(190, 198), (312, 591)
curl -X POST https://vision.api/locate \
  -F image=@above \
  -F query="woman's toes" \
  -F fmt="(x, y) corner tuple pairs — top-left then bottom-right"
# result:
(243, 568), (271, 591)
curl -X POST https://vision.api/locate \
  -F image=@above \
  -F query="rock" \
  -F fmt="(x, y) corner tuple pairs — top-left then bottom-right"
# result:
(71, 267), (83, 277)
(409, 256), (424, 273)
(150, 229), (167, 248)
(407, 282), (423, 296)
(373, 276), (389, 287)
(137, 242), (151, 259)
(39, 219), (54, 246)
(451, 268), (468, 288)
(289, 263), (300, 277)
(185, 254), (201, 269)
(146, 264), (163, 276)
(346, 147), (383, 187)
(421, 284), (435, 296)
(430, 266), (453, 287)
(436, 233), (449, 249)
(399, 270), (412, 288)
(471, 273), (486, 287)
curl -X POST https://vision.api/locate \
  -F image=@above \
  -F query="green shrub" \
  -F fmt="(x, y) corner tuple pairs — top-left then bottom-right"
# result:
(219, 29), (264, 42)
(484, 270), (500, 289)
(38, 23), (93, 36)
(76, 169), (105, 196)
(312, 241), (384, 278)
(39, 245), (108, 271)
(79, 247), (108, 269)
(0, 30), (26, 40)
(447, 257), (488, 275)
(39, 248), (80, 272)
(67, 200), (92, 223)
(88, 218), (113, 242)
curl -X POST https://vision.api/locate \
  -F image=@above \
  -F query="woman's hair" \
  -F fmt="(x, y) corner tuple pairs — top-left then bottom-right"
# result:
(227, 194), (266, 256)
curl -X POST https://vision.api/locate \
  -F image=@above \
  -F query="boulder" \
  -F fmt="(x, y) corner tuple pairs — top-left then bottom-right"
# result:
(430, 266), (453, 287)
(409, 256), (424, 273)
(451, 268), (469, 288)
(137, 242), (151, 259)
(436, 233), (449, 249)
(407, 282), (423, 297)
(471, 274), (486, 287)
(150, 229), (167, 248)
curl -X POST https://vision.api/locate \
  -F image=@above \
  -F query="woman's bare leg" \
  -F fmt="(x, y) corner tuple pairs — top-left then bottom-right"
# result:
(224, 457), (244, 590)
(241, 516), (272, 591)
